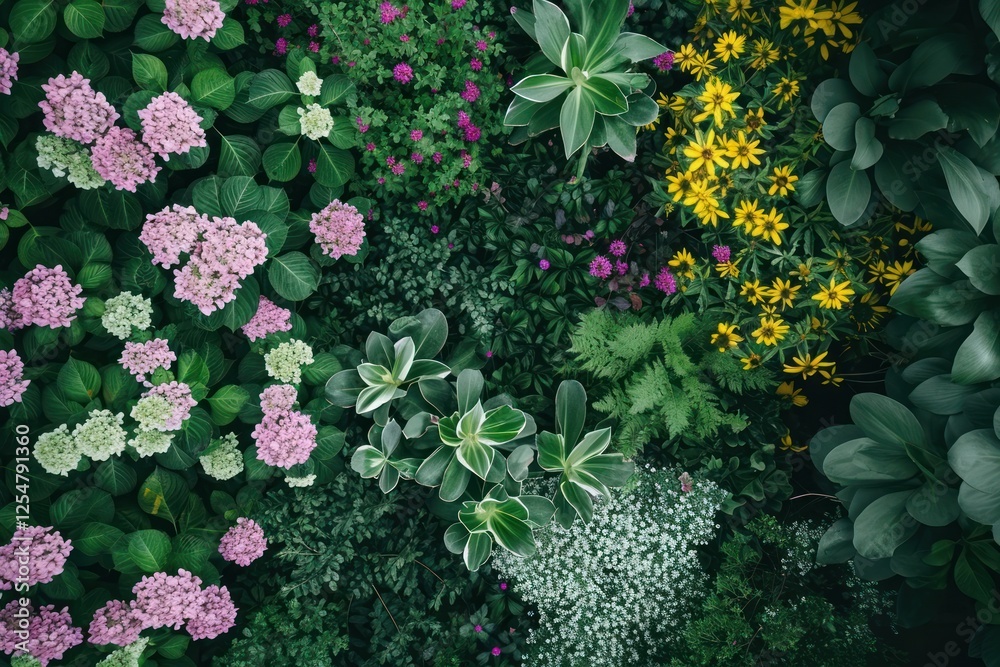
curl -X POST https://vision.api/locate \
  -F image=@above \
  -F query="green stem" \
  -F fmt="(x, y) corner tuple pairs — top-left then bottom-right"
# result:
(574, 151), (588, 182)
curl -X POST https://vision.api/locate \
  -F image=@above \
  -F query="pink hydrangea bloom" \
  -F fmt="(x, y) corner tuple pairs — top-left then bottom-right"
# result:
(0, 290), (23, 331)
(393, 62), (413, 84)
(38, 72), (119, 144)
(654, 267), (677, 294)
(252, 408), (317, 468)
(218, 518), (267, 566)
(309, 200), (366, 260)
(140, 204), (207, 268)
(131, 569), (204, 630)
(0, 602), (82, 666)
(173, 217), (268, 315)
(589, 256), (612, 279)
(242, 296), (293, 341)
(137, 92), (207, 160)
(0, 526), (71, 590)
(609, 240), (627, 257)
(259, 384), (298, 412)
(712, 244), (731, 263)
(12, 265), (85, 329)
(460, 80), (481, 103)
(142, 381), (197, 430)
(186, 585), (237, 640)
(0, 48), (18, 95)
(120, 339), (176, 384)
(0, 350), (29, 407)
(161, 0), (225, 40)
(88, 600), (143, 647)
(90, 126), (161, 193)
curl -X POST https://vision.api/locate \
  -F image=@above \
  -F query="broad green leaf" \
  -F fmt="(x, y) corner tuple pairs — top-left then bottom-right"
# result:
(822, 102), (860, 151)
(192, 69), (235, 110)
(826, 159), (871, 225)
(532, 0), (571, 68)
(582, 75), (628, 115)
(559, 85), (596, 159)
(75, 523), (125, 556)
(57, 357), (101, 404)
(269, 251), (319, 301)
(950, 429), (1000, 493)
(218, 135), (261, 177)
(512, 74), (574, 103)
(852, 490), (917, 559)
(939, 146), (993, 233)
(95, 459), (137, 496)
(848, 42), (885, 97)
(9, 0), (57, 43)
(464, 531), (492, 571)
(817, 518), (855, 564)
(555, 380), (587, 447)
(138, 468), (189, 524)
(953, 311), (1000, 384)
(206, 385), (249, 425)
(957, 245), (1000, 295)
(313, 144), (354, 188)
(64, 0), (105, 38)
(247, 69), (296, 109)
(50, 489), (114, 529)
(887, 99), (949, 140)
(127, 529), (171, 572)
(850, 394), (928, 449)
(351, 445), (386, 478)
(851, 118), (883, 171)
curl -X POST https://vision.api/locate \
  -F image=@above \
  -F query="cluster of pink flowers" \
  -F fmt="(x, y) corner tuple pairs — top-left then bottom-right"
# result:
(38, 72), (119, 144)
(0, 290), (21, 330)
(589, 256), (613, 279)
(241, 296), (293, 341)
(252, 385), (317, 468)
(161, 0), (225, 40)
(654, 267), (677, 294)
(460, 79), (481, 103)
(393, 62), (414, 84)
(0, 527), (71, 590)
(539, 259), (550, 270)
(140, 204), (206, 268)
(137, 92), (208, 160)
(379, 1), (403, 23)
(90, 569), (237, 646)
(457, 111), (481, 141)
(653, 51), (675, 72)
(0, 48), (18, 95)
(0, 350), (29, 407)
(609, 240), (627, 257)
(470, 57), (482, 71)
(711, 244), (731, 263)
(309, 199), (366, 259)
(90, 126), (161, 192)
(276, 12), (292, 26)
(259, 383), (297, 412)
(142, 381), (197, 430)
(10, 265), (85, 329)
(0, 602), (82, 666)
(173, 216), (268, 315)
(120, 339), (176, 384)
(218, 518), (267, 566)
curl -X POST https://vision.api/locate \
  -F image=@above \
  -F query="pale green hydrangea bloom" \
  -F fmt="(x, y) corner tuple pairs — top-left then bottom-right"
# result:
(36, 135), (106, 190)
(96, 637), (150, 667)
(200, 433), (244, 481)
(11, 655), (42, 667)
(102, 292), (153, 340)
(74, 410), (127, 461)
(296, 104), (334, 140)
(131, 395), (175, 432)
(131, 431), (173, 457)
(33, 424), (82, 476)
(264, 339), (314, 384)
(296, 71), (323, 96)
(286, 473), (316, 487)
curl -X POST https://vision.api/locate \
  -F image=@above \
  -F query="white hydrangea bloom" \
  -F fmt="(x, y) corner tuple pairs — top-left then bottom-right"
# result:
(131, 394), (176, 432)
(285, 473), (316, 487)
(130, 431), (173, 457)
(35, 134), (106, 190)
(33, 424), (82, 476)
(264, 339), (314, 384)
(296, 104), (334, 140)
(96, 637), (149, 667)
(73, 410), (127, 461)
(492, 469), (729, 667)
(11, 655), (42, 667)
(102, 292), (153, 340)
(296, 71), (323, 96)
(200, 433), (244, 481)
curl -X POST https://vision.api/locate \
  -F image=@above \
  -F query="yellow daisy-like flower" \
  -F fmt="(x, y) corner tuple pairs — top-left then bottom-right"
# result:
(772, 77), (801, 107)
(674, 43), (697, 71)
(668, 248), (697, 279)
(669, 94), (688, 114)
(727, 0), (756, 22)
(715, 259), (740, 278)
(666, 170), (696, 202)
(790, 259), (813, 281)
(782, 350), (835, 379)
(694, 78), (740, 127)
(829, 0), (862, 38)
(744, 107), (767, 135)
(812, 278), (855, 309)
(683, 129), (730, 176)
(683, 178), (721, 212)
(713, 31), (746, 63)
(749, 37), (780, 69)
(642, 113), (661, 132)
(752, 316), (790, 346)
(883, 260), (915, 295)
(851, 290), (891, 332)
(740, 352), (762, 370)
(767, 277), (801, 309)
(767, 165), (799, 197)
(711, 322), (743, 352)
(867, 259), (887, 284)
(725, 131), (765, 169)
(819, 363), (844, 386)
(734, 199), (764, 233)
(776, 381), (808, 407)
(688, 52), (719, 80)
(664, 126), (688, 155)
(780, 429), (809, 452)
(740, 279), (765, 305)
(751, 207), (789, 245)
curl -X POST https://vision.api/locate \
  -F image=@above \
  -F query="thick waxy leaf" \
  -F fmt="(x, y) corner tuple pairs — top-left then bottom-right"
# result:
(852, 490), (918, 559)
(559, 85), (596, 159)
(512, 74), (574, 102)
(532, 0), (571, 68)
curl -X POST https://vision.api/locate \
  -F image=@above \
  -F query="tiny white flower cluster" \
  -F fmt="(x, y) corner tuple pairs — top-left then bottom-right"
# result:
(285, 473), (316, 487)
(101, 292), (153, 340)
(493, 469), (729, 667)
(264, 339), (314, 384)
(296, 71), (323, 97)
(200, 433), (244, 481)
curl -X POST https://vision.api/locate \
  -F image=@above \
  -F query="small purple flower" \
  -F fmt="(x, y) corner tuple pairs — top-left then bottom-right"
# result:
(410, 129), (423, 141)
(276, 12), (292, 26)
(476, 40), (487, 51)
(307, 158), (317, 173)
(627, 0), (634, 16)
(309, 41), (319, 52)
(654, 267), (677, 294)
(393, 62), (414, 84)
(411, 152), (424, 163)
(539, 259), (550, 270)
(307, 23), (319, 36)
(584, 229), (595, 240)
(653, 52), (674, 72)
(499, 581), (508, 591)
(400, 34), (409, 42)
(418, 201), (428, 210)
(485, 350), (493, 358)
(452, 0), (466, 8)
(679, 472), (693, 493)
(492, 647), (502, 657)
(615, 260), (628, 275)
(470, 57), (483, 71)
(432, 152), (443, 164)
(712, 244), (731, 263)
(366, 142), (376, 151)
(275, 38), (288, 55)
(609, 239), (627, 257)
(430, 225), (440, 234)
(474, 624), (483, 633)
(639, 272), (650, 288)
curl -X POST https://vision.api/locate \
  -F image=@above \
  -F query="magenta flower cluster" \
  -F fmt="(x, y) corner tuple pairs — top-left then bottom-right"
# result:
(0, 602), (82, 666)
(218, 518), (268, 566)
(309, 199), (367, 260)
(0, 349), (29, 407)
(711, 244), (731, 263)
(0, 48), (18, 95)
(38, 72), (119, 145)
(393, 62), (414, 84)
(89, 569), (237, 646)
(10, 265), (85, 330)
(456, 111), (481, 142)
(653, 51), (675, 72)
(0, 526), (71, 590)
(241, 296), (293, 341)
(90, 126), (161, 193)
(379, 1), (403, 23)
(460, 80), (481, 103)
(589, 256), (613, 279)
(139, 204), (205, 268)
(609, 240), (627, 257)
(172, 216), (268, 315)
(120, 339), (177, 384)
(161, 0), (225, 40)
(137, 92), (208, 160)
(654, 267), (677, 294)
(252, 384), (317, 468)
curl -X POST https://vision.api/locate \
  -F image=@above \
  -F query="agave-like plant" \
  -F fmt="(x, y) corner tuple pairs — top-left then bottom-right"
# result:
(506, 0), (666, 171)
